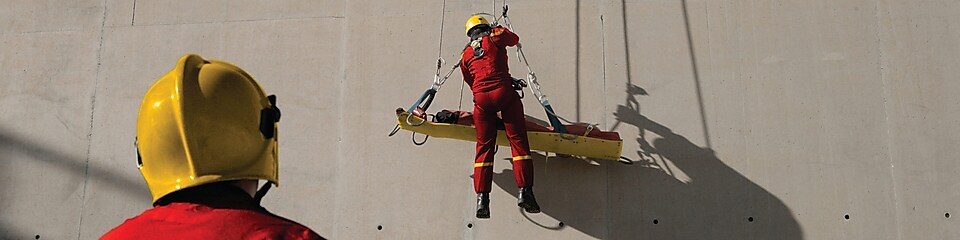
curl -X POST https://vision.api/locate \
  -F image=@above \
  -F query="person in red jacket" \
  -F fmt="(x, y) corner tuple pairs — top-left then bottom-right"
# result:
(101, 54), (323, 239)
(101, 182), (321, 240)
(461, 15), (540, 219)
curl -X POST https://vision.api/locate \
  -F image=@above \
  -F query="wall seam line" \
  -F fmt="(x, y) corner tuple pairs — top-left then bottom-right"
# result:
(131, 0), (136, 26)
(332, 0), (349, 238)
(77, 1), (109, 239)
(874, 1), (902, 239)
(113, 15), (345, 28)
(0, 29), (85, 35)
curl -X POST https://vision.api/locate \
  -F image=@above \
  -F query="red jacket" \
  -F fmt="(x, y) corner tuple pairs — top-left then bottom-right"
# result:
(101, 183), (323, 240)
(461, 27), (520, 93)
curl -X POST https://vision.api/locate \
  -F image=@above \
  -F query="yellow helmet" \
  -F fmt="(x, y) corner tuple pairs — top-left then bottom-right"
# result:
(465, 15), (491, 36)
(136, 54), (281, 203)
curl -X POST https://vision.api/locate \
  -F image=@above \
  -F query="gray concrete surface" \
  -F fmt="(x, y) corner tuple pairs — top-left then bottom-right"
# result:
(1, 0), (959, 239)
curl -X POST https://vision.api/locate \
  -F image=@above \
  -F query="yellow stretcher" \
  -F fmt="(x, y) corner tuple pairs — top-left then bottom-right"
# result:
(395, 111), (624, 161)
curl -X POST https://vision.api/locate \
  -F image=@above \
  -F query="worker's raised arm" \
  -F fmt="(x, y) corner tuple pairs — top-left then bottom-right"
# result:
(490, 26), (519, 47)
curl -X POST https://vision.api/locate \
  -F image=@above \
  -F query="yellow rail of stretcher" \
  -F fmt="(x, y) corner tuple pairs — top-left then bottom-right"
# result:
(397, 111), (623, 161)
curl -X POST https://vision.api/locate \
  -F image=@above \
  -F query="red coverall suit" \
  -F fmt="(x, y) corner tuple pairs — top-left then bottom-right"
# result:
(101, 183), (324, 240)
(460, 26), (533, 194)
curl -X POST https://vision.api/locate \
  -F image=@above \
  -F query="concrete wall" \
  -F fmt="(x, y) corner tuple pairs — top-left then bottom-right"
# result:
(1, 0), (958, 239)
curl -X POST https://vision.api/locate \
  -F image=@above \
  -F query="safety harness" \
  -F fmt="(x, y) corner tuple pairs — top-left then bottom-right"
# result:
(470, 31), (488, 58)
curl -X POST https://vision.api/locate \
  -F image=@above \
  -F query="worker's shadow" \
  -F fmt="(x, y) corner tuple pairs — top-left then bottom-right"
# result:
(493, 86), (803, 239)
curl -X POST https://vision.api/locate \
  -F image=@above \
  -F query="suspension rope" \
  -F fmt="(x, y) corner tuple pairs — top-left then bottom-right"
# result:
(458, 75), (465, 110)
(431, 0), (449, 91)
(499, 4), (600, 136)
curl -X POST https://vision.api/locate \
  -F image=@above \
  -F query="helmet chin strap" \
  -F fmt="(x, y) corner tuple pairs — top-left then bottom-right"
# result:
(254, 182), (272, 204)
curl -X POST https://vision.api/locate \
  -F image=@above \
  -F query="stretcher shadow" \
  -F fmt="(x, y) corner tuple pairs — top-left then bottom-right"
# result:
(492, 109), (803, 239)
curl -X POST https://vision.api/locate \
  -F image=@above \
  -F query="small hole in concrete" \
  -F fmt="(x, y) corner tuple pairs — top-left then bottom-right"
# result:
(467, 223), (473, 228)
(377, 225), (382, 231)
(653, 219), (659, 224)
(946, 212), (951, 218)
(747, 217), (754, 222)
(844, 214), (850, 220)
(35, 235), (40, 240)
(558, 222), (564, 227)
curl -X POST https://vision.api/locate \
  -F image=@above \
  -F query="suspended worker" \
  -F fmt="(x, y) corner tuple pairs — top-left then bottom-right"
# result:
(461, 15), (540, 219)
(102, 54), (324, 239)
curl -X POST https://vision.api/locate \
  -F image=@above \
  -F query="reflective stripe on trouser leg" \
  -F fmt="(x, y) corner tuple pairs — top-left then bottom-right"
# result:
(474, 162), (494, 167)
(499, 87), (534, 188)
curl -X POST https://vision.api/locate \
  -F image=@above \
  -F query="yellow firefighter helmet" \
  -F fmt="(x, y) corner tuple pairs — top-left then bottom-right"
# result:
(136, 54), (281, 202)
(465, 15), (491, 36)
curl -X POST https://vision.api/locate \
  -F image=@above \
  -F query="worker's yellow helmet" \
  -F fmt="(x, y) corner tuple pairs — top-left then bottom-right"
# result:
(465, 15), (491, 36)
(136, 54), (281, 203)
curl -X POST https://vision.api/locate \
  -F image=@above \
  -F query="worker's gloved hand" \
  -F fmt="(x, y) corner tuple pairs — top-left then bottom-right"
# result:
(511, 78), (527, 99)
(511, 78), (527, 90)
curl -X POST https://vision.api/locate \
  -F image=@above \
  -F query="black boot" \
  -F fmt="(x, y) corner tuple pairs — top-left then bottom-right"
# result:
(518, 187), (541, 213)
(476, 193), (490, 219)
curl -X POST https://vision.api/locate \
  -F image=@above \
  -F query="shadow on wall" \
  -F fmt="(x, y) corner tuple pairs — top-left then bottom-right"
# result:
(0, 130), (149, 238)
(0, 223), (26, 240)
(493, 86), (803, 239)
(0, 132), (146, 197)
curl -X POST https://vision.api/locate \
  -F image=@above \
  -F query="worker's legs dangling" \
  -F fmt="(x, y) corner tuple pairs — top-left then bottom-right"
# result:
(498, 88), (533, 189)
(497, 87), (540, 213)
(472, 86), (539, 215)
(473, 90), (499, 194)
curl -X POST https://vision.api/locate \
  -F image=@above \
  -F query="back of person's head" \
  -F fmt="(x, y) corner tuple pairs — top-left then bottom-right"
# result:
(468, 25), (492, 39)
(136, 54), (282, 204)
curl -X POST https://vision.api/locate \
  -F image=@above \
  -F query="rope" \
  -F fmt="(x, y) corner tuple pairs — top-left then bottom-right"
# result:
(431, 0), (446, 91)
(398, 0), (451, 142)
(458, 76), (465, 110)
(434, 0), (447, 83)
(500, 10), (601, 138)
(434, 61), (462, 91)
